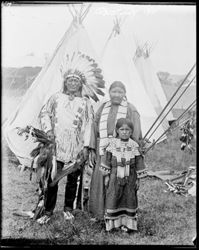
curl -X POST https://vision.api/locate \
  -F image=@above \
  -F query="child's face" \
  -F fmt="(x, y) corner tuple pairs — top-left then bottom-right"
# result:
(117, 124), (132, 140)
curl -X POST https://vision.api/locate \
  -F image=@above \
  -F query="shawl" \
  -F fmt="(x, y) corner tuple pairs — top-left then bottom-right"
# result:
(99, 99), (128, 155)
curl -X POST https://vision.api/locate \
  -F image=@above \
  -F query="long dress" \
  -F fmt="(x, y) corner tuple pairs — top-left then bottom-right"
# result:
(101, 138), (142, 231)
(89, 99), (147, 219)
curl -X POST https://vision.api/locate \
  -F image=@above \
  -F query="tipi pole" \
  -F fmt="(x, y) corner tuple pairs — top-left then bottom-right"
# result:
(143, 63), (196, 140)
(172, 100), (196, 125)
(147, 75), (196, 141)
(101, 16), (127, 58)
(144, 99), (196, 153)
(68, 4), (75, 19)
(154, 102), (196, 146)
(81, 4), (92, 22)
(160, 100), (196, 139)
(79, 3), (84, 17)
(72, 4), (78, 15)
(100, 29), (115, 59)
(143, 100), (196, 145)
(120, 16), (127, 26)
(167, 106), (196, 134)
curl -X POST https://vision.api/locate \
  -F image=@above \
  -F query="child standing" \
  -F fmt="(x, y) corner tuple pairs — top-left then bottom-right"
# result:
(99, 118), (144, 232)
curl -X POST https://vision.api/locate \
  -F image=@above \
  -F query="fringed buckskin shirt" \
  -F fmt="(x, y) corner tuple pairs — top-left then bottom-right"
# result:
(39, 92), (95, 164)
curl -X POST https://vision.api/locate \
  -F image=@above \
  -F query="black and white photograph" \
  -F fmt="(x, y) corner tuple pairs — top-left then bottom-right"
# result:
(1, 1), (196, 246)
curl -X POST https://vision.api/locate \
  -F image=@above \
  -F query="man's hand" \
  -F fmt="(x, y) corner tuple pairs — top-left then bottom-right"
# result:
(46, 130), (55, 141)
(104, 175), (110, 187)
(83, 147), (89, 161)
(85, 165), (93, 177)
(89, 149), (96, 167)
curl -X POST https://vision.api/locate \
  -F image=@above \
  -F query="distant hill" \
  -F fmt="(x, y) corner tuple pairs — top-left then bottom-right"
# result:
(157, 71), (196, 114)
(2, 66), (42, 96)
(157, 71), (194, 86)
(161, 83), (196, 110)
(2, 67), (42, 121)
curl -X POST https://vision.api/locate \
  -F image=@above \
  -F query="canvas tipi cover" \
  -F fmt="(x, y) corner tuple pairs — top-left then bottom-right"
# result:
(100, 19), (166, 142)
(133, 43), (175, 127)
(3, 6), (104, 167)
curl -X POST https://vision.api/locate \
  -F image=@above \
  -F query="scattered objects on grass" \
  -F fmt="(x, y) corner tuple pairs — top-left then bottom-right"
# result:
(164, 166), (196, 196)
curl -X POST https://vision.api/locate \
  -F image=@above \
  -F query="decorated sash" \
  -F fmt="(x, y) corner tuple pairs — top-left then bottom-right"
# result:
(72, 97), (87, 130)
(99, 100), (128, 155)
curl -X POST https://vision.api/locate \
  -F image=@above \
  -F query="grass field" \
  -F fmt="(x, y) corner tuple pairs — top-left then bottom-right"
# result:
(1, 128), (196, 246)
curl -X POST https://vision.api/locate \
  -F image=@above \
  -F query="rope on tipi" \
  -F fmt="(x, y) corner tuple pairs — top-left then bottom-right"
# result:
(143, 63), (196, 141)
(147, 75), (196, 141)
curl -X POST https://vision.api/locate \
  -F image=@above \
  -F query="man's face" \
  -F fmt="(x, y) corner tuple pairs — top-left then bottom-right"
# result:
(109, 87), (125, 105)
(65, 77), (81, 94)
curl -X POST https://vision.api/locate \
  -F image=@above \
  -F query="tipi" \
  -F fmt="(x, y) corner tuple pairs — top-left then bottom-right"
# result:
(3, 4), (104, 168)
(133, 41), (175, 128)
(99, 17), (166, 142)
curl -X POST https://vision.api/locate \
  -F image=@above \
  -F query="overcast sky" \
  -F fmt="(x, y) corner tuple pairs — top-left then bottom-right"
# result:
(2, 2), (196, 75)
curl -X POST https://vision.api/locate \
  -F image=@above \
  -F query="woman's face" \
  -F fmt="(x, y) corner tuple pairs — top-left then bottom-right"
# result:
(109, 87), (125, 105)
(117, 124), (132, 140)
(64, 77), (82, 94)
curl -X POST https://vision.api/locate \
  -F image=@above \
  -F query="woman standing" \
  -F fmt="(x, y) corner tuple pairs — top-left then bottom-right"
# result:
(89, 81), (147, 220)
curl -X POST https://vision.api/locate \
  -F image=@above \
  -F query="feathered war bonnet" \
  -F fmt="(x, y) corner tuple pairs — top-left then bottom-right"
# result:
(60, 51), (105, 102)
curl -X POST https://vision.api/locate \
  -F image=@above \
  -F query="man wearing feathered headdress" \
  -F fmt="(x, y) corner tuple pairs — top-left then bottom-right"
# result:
(36, 52), (105, 224)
